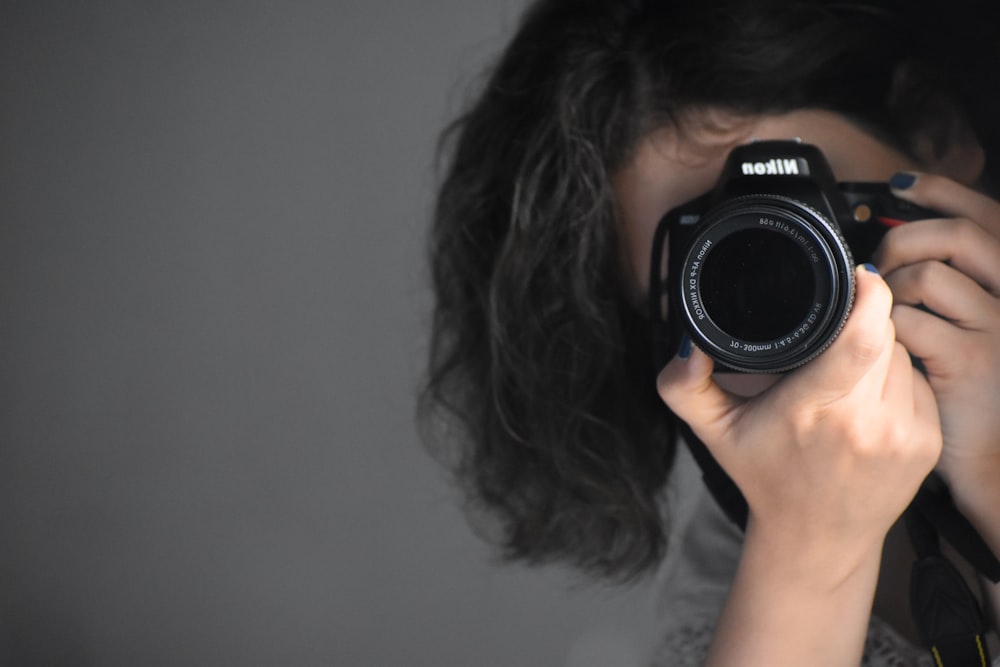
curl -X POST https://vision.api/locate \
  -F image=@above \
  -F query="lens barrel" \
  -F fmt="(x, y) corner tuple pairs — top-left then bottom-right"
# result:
(678, 195), (855, 373)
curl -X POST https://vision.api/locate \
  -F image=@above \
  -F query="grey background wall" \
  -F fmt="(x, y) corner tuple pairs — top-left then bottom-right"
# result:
(0, 2), (658, 665)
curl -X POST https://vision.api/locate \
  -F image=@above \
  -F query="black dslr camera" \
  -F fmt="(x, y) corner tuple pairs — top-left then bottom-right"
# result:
(648, 140), (937, 373)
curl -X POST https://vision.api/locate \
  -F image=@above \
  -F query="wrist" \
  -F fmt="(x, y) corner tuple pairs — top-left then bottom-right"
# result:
(707, 517), (884, 667)
(942, 467), (1000, 555)
(743, 515), (885, 594)
(940, 453), (1000, 489)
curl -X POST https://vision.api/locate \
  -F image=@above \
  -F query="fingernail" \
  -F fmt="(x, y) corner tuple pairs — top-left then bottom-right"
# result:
(862, 263), (880, 275)
(889, 172), (917, 191)
(678, 334), (692, 360)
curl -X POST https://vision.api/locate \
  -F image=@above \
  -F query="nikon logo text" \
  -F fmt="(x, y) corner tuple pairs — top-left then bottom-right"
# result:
(741, 158), (801, 176)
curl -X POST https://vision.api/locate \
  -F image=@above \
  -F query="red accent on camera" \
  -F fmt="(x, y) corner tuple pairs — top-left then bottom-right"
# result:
(877, 216), (908, 228)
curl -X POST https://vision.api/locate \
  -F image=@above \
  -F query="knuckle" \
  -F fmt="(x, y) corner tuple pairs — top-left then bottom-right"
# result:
(947, 217), (979, 248)
(885, 418), (912, 450)
(787, 404), (819, 441)
(909, 260), (944, 290)
(841, 327), (884, 366)
(811, 404), (866, 450)
(928, 430), (944, 459)
(842, 421), (871, 453)
(914, 431), (943, 469)
(840, 421), (885, 461)
(926, 431), (943, 458)
(862, 419), (915, 463)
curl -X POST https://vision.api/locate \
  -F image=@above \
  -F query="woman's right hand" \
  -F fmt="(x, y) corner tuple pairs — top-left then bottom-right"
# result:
(656, 266), (943, 666)
(657, 265), (942, 575)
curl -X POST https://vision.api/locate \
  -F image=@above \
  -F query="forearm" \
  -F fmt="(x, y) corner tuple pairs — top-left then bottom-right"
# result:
(947, 465), (1000, 631)
(706, 519), (884, 667)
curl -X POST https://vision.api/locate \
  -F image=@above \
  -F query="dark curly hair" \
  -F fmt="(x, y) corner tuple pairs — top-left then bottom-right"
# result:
(419, 0), (1000, 581)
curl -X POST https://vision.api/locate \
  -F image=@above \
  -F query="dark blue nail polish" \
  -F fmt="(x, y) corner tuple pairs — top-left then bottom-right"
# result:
(889, 172), (916, 190)
(678, 334), (692, 360)
(863, 263), (880, 275)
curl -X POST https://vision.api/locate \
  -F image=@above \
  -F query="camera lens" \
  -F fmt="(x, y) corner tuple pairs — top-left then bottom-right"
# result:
(678, 196), (854, 373)
(700, 229), (816, 342)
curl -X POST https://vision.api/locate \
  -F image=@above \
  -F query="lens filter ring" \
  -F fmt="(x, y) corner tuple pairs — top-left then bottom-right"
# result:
(678, 195), (855, 373)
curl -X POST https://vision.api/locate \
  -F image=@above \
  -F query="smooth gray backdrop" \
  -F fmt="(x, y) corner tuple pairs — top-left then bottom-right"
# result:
(0, 2), (659, 665)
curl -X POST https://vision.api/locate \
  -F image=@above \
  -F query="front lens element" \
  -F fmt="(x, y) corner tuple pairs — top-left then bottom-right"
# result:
(700, 229), (816, 342)
(678, 196), (854, 373)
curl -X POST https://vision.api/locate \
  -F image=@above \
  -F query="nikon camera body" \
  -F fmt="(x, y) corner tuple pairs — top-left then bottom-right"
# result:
(654, 140), (937, 373)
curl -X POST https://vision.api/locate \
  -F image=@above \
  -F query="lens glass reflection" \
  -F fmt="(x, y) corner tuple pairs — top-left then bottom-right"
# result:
(700, 228), (815, 342)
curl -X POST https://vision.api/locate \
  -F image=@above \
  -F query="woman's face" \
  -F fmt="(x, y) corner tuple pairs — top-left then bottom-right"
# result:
(613, 109), (924, 394)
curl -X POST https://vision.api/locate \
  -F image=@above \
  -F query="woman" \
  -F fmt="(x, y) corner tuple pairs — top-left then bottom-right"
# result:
(420, 1), (1000, 663)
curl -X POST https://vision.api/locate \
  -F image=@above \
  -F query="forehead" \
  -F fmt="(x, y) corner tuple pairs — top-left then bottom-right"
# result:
(613, 109), (920, 308)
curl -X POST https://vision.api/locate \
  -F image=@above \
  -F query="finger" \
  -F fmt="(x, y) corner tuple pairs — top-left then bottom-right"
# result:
(910, 368), (943, 466)
(831, 311), (898, 409)
(782, 265), (894, 405)
(874, 218), (1000, 295)
(656, 342), (743, 456)
(889, 171), (1000, 238)
(891, 303), (964, 380)
(880, 338), (942, 475)
(879, 341), (914, 421)
(883, 260), (997, 329)
(870, 320), (900, 405)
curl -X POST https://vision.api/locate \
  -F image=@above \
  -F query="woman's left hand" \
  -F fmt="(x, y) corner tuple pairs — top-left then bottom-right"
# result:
(875, 172), (1000, 518)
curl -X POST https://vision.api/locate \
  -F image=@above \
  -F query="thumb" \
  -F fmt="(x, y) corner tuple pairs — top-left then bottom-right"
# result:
(657, 337), (743, 453)
(780, 265), (894, 404)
